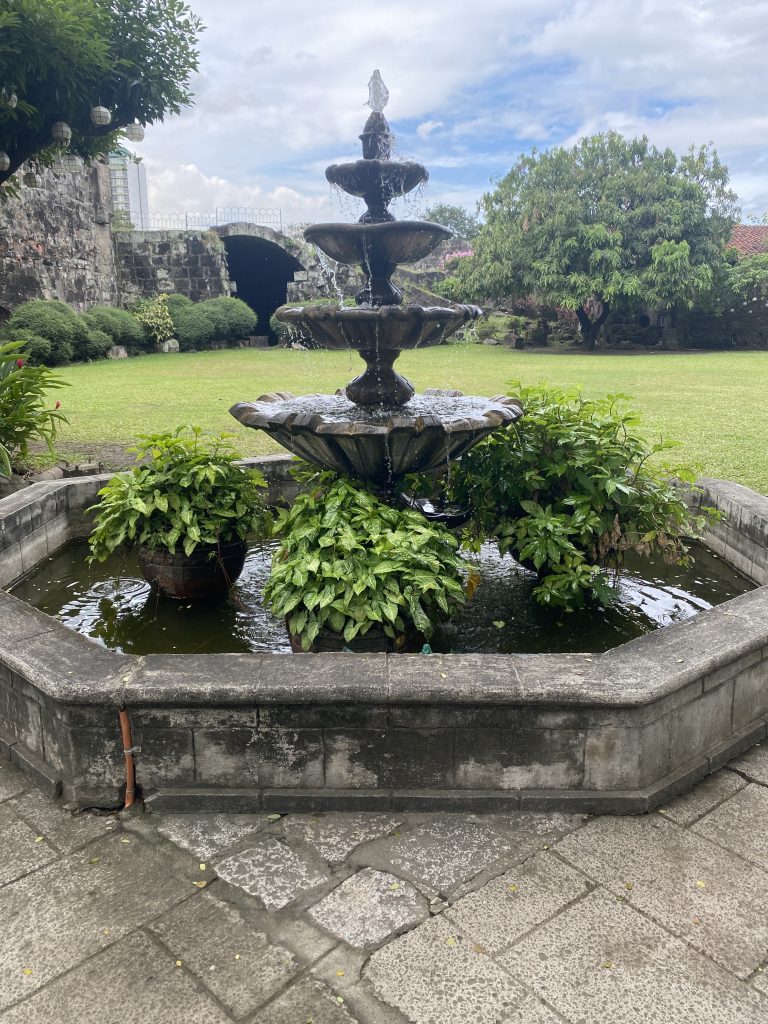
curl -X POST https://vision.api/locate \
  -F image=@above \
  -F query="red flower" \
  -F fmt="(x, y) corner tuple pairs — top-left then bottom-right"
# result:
(15, 358), (24, 367)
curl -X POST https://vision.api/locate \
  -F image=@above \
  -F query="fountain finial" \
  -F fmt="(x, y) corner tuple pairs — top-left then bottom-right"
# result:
(366, 70), (389, 112)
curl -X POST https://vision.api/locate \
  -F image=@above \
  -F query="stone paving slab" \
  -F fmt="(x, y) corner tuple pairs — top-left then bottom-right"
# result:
(0, 930), (232, 1024)
(214, 837), (331, 910)
(659, 768), (747, 826)
(8, 790), (112, 854)
(309, 868), (429, 949)
(501, 890), (768, 1024)
(693, 784), (768, 871)
(728, 743), (768, 785)
(556, 814), (768, 978)
(255, 975), (360, 1024)
(364, 913), (528, 1024)
(0, 760), (29, 803)
(148, 890), (299, 1019)
(444, 852), (590, 954)
(351, 817), (513, 895)
(282, 812), (402, 863)
(0, 833), (191, 1011)
(0, 803), (57, 888)
(156, 813), (270, 860)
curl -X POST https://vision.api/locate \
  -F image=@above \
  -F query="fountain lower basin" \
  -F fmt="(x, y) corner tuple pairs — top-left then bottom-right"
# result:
(1, 466), (767, 814)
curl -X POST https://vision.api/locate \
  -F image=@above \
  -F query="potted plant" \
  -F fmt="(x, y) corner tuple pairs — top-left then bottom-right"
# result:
(264, 470), (468, 652)
(88, 426), (271, 599)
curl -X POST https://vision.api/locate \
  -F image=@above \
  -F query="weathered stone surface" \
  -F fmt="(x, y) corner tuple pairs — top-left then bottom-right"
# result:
(309, 868), (429, 948)
(0, 758), (29, 802)
(351, 817), (512, 894)
(445, 852), (589, 954)
(255, 976), (360, 1024)
(729, 743), (768, 785)
(661, 769), (747, 826)
(156, 812), (269, 859)
(0, 930), (231, 1024)
(282, 812), (402, 862)
(365, 913), (527, 1024)
(693, 784), (768, 870)
(0, 802), (57, 886)
(455, 725), (584, 789)
(557, 815), (768, 977)
(8, 790), (108, 854)
(149, 891), (299, 1018)
(214, 838), (330, 909)
(503, 997), (564, 1024)
(502, 890), (767, 1024)
(0, 834), (190, 1010)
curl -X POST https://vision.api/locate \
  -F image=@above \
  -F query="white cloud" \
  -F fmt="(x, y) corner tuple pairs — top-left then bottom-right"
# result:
(136, 0), (768, 223)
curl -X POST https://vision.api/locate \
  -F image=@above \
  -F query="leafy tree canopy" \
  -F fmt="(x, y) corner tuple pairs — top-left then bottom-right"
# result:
(458, 133), (739, 346)
(0, 0), (202, 191)
(423, 202), (480, 240)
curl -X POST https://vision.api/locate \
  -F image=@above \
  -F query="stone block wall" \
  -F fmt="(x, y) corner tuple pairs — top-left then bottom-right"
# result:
(0, 164), (118, 312)
(113, 230), (231, 304)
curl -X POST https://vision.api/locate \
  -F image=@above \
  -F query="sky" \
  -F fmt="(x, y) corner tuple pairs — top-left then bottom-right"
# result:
(138, 0), (768, 227)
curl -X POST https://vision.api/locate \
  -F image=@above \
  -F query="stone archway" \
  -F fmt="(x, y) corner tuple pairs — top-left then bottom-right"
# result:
(213, 225), (304, 343)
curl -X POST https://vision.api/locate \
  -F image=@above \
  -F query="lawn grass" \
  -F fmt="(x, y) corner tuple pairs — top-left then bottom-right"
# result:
(53, 345), (768, 494)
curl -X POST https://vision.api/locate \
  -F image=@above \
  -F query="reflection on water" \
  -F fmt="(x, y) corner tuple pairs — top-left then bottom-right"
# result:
(11, 540), (754, 656)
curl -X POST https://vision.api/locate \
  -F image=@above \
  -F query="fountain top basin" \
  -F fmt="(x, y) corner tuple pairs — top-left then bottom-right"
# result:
(325, 158), (427, 199)
(304, 220), (452, 266)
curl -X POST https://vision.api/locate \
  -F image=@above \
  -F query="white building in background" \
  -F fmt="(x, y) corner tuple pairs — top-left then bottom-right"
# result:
(107, 147), (149, 229)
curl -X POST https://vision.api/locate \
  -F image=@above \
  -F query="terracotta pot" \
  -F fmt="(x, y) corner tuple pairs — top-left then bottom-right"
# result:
(288, 622), (423, 654)
(138, 539), (247, 600)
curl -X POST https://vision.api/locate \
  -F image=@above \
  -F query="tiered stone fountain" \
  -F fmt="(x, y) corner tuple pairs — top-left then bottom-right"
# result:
(230, 73), (522, 490)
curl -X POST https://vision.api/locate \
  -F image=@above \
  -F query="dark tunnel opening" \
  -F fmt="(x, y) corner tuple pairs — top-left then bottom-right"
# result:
(222, 235), (304, 343)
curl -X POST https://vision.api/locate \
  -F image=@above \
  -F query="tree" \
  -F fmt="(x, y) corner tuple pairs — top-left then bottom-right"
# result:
(423, 202), (480, 240)
(459, 133), (739, 347)
(0, 0), (202, 192)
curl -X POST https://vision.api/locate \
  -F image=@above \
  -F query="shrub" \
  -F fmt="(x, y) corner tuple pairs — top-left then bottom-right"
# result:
(84, 306), (146, 353)
(1, 329), (52, 366)
(446, 382), (717, 611)
(6, 299), (82, 365)
(172, 305), (218, 351)
(164, 293), (194, 317)
(133, 294), (175, 345)
(79, 328), (113, 361)
(0, 341), (68, 476)
(201, 297), (257, 340)
(264, 469), (467, 651)
(88, 427), (270, 560)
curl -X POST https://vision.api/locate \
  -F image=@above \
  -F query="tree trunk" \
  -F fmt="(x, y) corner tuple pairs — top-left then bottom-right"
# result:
(576, 301), (610, 350)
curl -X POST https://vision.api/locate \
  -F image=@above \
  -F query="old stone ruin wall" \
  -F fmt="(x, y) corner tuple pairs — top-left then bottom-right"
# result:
(112, 230), (230, 305)
(0, 163), (118, 314)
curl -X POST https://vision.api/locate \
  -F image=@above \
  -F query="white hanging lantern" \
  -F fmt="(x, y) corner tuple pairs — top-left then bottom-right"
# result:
(22, 170), (42, 188)
(51, 121), (72, 145)
(1, 88), (17, 109)
(62, 153), (84, 173)
(90, 105), (112, 126)
(0, 151), (10, 172)
(124, 122), (145, 142)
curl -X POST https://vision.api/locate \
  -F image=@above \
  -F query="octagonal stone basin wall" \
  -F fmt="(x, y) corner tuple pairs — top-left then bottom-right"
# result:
(0, 456), (767, 814)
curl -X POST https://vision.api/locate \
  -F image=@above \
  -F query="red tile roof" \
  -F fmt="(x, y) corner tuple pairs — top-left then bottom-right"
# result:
(728, 224), (768, 257)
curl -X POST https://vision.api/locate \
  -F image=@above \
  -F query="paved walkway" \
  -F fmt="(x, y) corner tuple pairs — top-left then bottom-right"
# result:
(2, 747), (768, 1023)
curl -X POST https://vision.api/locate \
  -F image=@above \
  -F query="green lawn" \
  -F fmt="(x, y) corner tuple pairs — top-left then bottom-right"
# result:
(54, 346), (768, 494)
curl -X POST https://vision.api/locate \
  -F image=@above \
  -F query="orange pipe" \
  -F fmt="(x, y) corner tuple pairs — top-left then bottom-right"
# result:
(118, 708), (136, 809)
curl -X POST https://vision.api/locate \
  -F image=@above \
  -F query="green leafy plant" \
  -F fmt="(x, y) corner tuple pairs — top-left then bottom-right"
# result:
(87, 426), (270, 560)
(445, 382), (717, 610)
(0, 341), (68, 476)
(83, 306), (146, 353)
(264, 469), (468, 651)
(6, 299), (85, 365)
(133, 293), (175, 345)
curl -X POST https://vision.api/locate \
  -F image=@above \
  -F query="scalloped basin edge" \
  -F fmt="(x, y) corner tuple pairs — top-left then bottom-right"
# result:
(1, 462), (766, 814)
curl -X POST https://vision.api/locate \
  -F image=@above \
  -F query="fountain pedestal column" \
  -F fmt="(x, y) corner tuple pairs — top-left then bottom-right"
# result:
(345, 348), (414, 406)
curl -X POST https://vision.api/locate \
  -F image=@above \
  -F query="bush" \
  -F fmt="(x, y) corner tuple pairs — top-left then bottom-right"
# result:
(1, 329), (52, 366)
(446, 382), (717, 611)
(79, 328), (113, 361)
(201, 297), (257, 340)
(6, 299), (82, 365)
(172, 305), (218, 351)
(164, 293), (194, 318)
(133, 294), (175, 345)
(0, 341), (68, 476)
(84, 306), (146, 353)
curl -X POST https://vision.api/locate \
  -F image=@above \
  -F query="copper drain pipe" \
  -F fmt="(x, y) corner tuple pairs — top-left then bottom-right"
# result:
(118, 709), (136, 809)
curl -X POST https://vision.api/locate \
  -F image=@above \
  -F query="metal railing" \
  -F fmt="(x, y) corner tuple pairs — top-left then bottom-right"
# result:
(141, 207), (282, 231)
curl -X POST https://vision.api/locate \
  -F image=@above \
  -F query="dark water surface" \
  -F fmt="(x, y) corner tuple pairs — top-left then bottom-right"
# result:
(11, 541), (754, 656)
